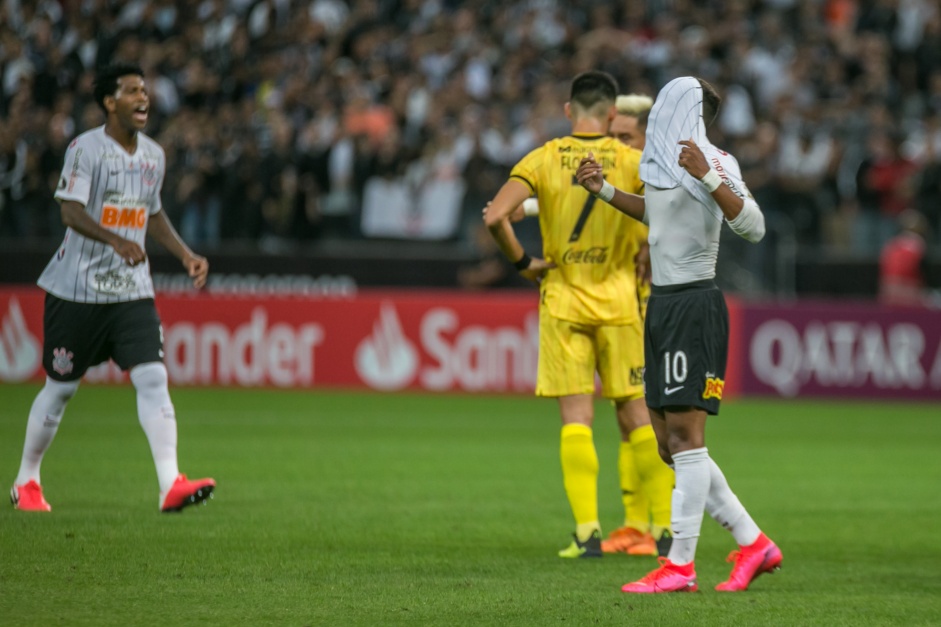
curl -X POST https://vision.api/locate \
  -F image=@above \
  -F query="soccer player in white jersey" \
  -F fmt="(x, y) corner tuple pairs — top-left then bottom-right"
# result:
(9, 63), (215, 513)
(575, 77), (781, 593)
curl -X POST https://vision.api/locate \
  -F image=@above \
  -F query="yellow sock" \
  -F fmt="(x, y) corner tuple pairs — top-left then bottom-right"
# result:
(630, 424), (674, 538)
(619, 441), (650, 532)
(560, 424), (599, 541)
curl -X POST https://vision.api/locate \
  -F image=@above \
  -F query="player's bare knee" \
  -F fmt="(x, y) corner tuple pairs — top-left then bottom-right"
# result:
(665, 423), (704, 455)
(558, 396), (594, 426)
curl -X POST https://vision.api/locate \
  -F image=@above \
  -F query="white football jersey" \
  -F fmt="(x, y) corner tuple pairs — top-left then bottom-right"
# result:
(39, 126), (165, 303)
(646, 146), (754, 286)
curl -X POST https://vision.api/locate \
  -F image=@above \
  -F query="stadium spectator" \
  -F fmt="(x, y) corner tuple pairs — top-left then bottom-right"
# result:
(853, 129), (920, 253)
(0, 120), (28, 236)
(879, 208), (930, 305)
(0, 0), (938, 267)
(775, 120), (838, 244)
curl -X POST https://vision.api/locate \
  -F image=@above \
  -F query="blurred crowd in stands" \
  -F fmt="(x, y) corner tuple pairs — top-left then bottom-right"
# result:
(1, 0), (940, 262)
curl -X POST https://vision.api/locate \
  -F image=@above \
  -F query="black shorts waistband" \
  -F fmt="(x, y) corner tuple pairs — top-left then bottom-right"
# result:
(650, 279), (718, 295)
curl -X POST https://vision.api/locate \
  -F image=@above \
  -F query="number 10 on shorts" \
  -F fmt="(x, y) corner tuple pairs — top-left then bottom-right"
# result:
(663, 350), (688, 385)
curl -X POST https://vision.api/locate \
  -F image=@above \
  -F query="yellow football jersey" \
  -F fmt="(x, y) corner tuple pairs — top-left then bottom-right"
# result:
(510, 133), (645, 325)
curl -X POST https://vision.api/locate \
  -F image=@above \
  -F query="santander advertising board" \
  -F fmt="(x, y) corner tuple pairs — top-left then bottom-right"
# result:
(0, 289), (539, 393)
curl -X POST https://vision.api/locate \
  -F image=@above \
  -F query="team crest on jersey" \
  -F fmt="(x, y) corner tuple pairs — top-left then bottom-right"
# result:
(141, 162), (158, 186)
(52, 347), (74, 375)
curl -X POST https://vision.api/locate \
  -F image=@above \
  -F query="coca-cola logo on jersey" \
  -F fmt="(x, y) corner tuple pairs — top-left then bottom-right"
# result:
(562, 246), (609, 264)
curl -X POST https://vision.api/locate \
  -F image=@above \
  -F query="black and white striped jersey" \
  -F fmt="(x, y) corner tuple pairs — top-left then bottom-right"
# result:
(39, 126), (165, 303)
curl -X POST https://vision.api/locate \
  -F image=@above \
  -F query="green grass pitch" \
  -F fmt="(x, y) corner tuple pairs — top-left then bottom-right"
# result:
(1, 383), (940, 626)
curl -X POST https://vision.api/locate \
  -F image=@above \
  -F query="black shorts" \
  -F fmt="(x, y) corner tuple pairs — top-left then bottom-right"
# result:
(644, 280), (728, 415)
(42, 294), (164, 381)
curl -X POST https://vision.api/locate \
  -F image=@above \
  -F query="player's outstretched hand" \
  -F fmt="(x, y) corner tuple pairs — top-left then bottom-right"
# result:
(575, 153), (604, 194)
(114, 239), (146, 266)
(678, 139), (709, 179)
(183, 252), (209, 289)
(518, 256), (556, 285)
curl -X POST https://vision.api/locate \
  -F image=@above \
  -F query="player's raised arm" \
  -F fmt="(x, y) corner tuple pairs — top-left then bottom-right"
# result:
(575, 153), (646, 223)
(678, 139), (765, 243)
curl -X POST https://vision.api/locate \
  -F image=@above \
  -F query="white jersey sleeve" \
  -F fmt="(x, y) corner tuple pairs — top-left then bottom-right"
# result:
(705, 147), (765, 242)
(705, 147), (748, 204)
(55, 138), (95, 206)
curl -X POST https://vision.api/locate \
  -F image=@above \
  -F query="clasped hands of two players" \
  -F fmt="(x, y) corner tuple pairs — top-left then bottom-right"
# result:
(113, 239), (209, 289)
(481, 140), (707, 285)
(577, 138), (710, 191)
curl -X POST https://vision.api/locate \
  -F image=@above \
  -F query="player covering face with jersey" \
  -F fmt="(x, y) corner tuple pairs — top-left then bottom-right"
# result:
(575, 77), (780, 594)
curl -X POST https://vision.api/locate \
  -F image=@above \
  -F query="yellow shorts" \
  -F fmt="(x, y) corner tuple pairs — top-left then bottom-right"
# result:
(536, 307), (645, 400)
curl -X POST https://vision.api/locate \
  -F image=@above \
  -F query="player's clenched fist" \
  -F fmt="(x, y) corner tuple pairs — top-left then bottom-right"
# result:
(113, 239), (146, 266)
(183, 253), (209, 289)
(575, 152), (605, 194)
(677, 139), (709, 179)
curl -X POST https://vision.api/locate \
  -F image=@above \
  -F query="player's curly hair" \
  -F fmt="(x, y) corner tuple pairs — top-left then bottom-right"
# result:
(93, 62), (144, 113)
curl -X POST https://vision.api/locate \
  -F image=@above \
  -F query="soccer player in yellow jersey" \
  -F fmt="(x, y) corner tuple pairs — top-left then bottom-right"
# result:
(484, 71), (670, 558)
(503, 93), (674, 557)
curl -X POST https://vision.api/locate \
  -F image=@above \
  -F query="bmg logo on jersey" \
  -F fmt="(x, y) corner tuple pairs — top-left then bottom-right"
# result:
(100, 206), (147, 229)
(703, 376), (725, 400)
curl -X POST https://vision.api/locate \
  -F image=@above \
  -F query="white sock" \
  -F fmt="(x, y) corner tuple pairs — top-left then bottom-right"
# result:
(705, 457), (761, 547)
(130, 363), (179, 493)
(667, 447), (710, 565)
(15, 378), (80, 485)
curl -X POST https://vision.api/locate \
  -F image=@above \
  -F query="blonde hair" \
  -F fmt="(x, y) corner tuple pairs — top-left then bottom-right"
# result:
(615, 94), (653, 116)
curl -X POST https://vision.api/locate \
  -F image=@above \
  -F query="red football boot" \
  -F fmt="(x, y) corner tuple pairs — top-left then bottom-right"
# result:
(715, 532), (782, 592)
(160, 474), (215, 512)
